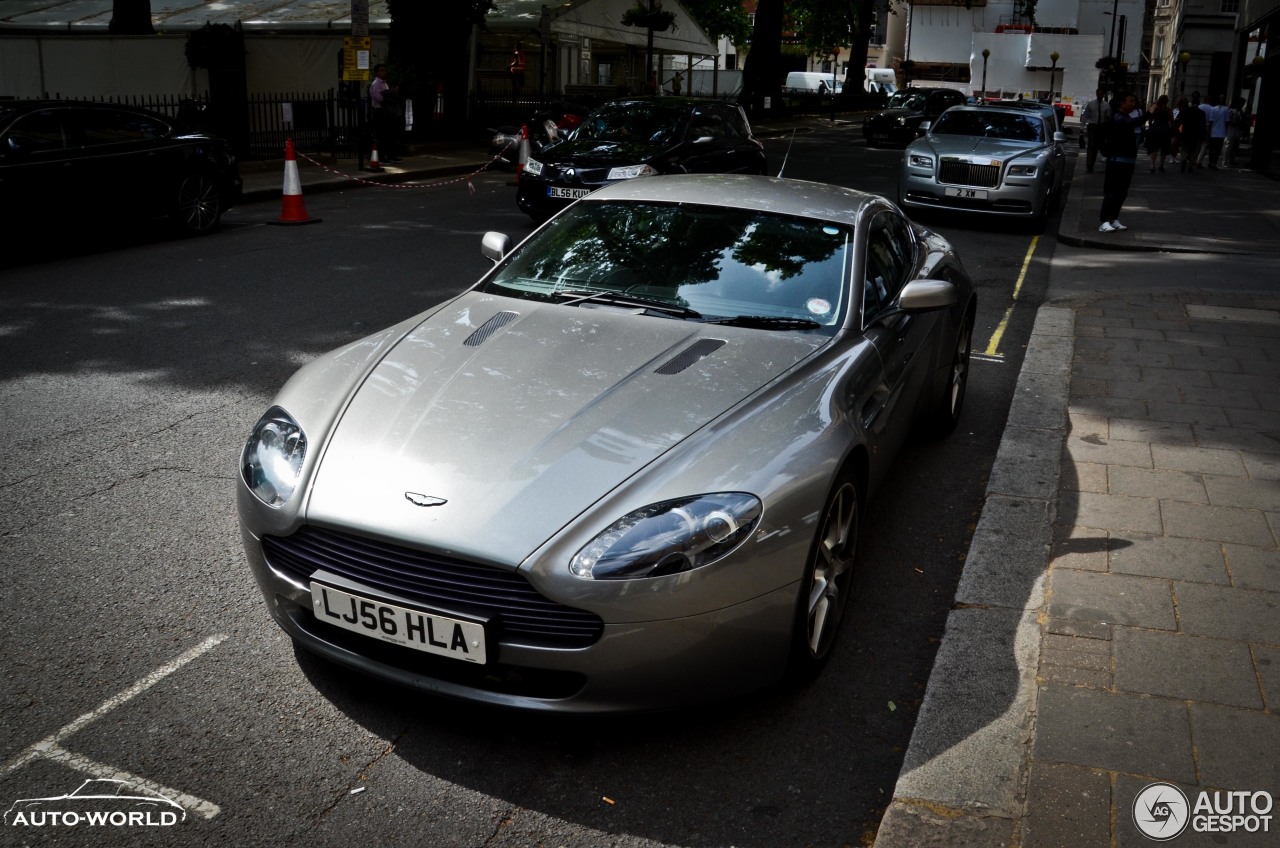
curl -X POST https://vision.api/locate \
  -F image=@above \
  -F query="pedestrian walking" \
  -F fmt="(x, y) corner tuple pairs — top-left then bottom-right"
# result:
(1204, 93), (1228, 169)
(1099, 92), (1139, 233)
(1224, 96), (1245, 167)
(1176, 92), (1206, 173)
(1081, 88), (1111, 174)
(1144, 94), (1173, 173)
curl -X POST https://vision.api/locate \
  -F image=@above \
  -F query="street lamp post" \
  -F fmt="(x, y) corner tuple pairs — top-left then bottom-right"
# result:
(1049, 51), (1059, 103)
(981, 48), (990, 100)
(1179, 51), (1191, 98)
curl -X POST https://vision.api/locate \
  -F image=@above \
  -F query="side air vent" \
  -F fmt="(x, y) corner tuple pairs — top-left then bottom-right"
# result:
(655, 339), (726, 375)
(463, 311), (519, 347)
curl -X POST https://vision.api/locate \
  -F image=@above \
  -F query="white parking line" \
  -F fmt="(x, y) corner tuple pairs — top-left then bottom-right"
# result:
(4, 634), (227, 818)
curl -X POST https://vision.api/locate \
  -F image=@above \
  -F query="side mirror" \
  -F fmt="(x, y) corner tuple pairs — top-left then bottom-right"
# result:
(691, 135), (714, 144)
(481, 231), (511, 264)
(1053, 131), (1067, 144)
(919, 121), (932, 133)
(898, 278), (958, 312)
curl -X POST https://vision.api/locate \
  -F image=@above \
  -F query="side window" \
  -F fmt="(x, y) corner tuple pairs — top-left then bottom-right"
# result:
(688, 107), (724, 140)
(862, 211), (915, 323)
(713, 104), (747, 140)
(77, 109), (168, 147)
(5, 110), (68, 153)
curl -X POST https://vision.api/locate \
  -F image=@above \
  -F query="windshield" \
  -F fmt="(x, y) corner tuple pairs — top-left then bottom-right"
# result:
(479, 200), (852, 333)
(888, 91), (927, 110)
(572, 102), (688, 146)
(931, 110), (1044, 142)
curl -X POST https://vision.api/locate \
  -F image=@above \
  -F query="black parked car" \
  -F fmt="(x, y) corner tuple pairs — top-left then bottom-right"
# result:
(862, 88), (968, 148)
(0, 100), (242, 236)
(516, 97), (767, 221)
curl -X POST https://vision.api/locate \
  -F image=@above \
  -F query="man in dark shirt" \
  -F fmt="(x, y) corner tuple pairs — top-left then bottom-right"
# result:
(1099, 92), (1139, 233)
(1177, 92), (1207, 173)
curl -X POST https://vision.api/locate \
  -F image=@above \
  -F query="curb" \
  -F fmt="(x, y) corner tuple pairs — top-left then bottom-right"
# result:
(877, 304), (1078, 847)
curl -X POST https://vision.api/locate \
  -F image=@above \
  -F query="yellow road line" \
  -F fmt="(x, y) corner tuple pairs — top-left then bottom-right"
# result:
(984, 235), (1039, 356)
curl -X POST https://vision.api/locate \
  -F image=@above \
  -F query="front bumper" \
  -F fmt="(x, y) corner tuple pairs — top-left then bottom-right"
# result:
(516, 175), (610, 218)
(898, 169), (1046, 217)
(242, 522), (798, 713)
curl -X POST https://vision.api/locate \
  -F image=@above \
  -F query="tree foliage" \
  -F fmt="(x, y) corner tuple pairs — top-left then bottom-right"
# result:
(743, 0), (878, 100)
(680, 0), (752, 46)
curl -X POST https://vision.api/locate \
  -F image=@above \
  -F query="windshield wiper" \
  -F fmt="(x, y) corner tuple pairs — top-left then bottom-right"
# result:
(701, 315), (822, 330)
(552, 289), (703, 320)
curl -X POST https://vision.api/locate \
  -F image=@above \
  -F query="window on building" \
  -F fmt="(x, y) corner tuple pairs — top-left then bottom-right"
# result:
(1220, 0), (1238, 11)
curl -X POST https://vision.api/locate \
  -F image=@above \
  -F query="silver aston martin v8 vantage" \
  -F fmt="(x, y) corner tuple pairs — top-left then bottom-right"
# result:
(237, 174), (977, 713)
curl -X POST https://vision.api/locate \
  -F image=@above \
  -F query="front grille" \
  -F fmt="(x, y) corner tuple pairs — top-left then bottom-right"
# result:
(263, 526), (603, 649)
(939, 160), (1000, 188)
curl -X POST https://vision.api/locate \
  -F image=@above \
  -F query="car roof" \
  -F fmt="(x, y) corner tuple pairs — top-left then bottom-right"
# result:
(599, 96), (735, 109)
(582, 174), (885, 225)
(943, 103), (1050, 119)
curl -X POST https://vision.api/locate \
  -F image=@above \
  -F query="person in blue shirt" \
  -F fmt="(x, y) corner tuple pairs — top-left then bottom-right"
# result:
(1099, 92), (1138, 233)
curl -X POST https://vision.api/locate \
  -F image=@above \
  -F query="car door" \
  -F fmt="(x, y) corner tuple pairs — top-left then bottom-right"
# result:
(0, 107), (82, 227)
(857, 210), (938, 480)
(678, 104), (762, 174)
(66, 107), (177, 219)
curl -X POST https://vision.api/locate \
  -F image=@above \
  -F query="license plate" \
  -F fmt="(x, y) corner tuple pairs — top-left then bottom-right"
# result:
(548, 187), (591, 199)
(945, 187), (989, 199)
(310, 582), (487, 664)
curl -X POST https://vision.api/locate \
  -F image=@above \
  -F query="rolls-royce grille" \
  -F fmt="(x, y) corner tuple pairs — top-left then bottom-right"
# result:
(262, 526), (603, 649)
(939, 160), (1001, 188)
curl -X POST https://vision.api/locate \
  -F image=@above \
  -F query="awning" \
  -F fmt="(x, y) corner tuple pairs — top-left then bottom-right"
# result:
(490, 0), (717, 57)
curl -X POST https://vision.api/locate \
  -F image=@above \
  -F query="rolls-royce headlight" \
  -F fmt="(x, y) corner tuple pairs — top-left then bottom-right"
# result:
(241, 406), (307, 507)
(1007, 164), (1038, 176)
(570, 493), (762, 580)
(606, 164), (658, 180)
(909, 154), (934, 168)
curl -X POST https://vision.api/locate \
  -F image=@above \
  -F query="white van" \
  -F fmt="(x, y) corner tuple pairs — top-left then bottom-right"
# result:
(785, 71), (842, 94)
(864, 68), (897, 95)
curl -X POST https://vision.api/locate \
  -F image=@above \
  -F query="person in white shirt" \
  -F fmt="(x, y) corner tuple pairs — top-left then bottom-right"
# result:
(1202, 93), (1229, 169)
(1081, 88), (1111, 173)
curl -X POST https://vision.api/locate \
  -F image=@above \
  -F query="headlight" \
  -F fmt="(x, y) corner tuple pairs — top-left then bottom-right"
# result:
(524, 158), (543, 176)
(569, 493), (762, 580)
(606, 164), (658, 180)
(1007, 164), (1038, 177)
(909, 154), (934, 168)
(895, 117), (907, 126)
(241, 406), (307, 507)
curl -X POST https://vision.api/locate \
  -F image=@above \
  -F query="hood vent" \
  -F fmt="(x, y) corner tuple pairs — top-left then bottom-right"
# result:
(463, 311), (519, 347)
(655, 338), (726, 375)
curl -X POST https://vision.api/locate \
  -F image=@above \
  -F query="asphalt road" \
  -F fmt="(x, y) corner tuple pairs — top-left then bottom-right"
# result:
(0, 127), (1061, 847)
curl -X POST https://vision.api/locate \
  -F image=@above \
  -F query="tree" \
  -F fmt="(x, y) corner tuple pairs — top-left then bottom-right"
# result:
(740, 0), (786, 107)
(742, 0), (878, 103)
(681, 0), (752, 46)
(386, 0), (493, 134)
(109, 0), (154, 35)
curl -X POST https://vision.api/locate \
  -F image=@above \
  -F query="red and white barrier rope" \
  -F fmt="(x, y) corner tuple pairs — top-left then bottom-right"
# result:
(293, 143), (516, 195)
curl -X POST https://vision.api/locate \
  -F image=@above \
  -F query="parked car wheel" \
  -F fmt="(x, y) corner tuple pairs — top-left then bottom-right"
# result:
(929, 314), (973, 434)
(174, 171), (222, 235)
(788, 473), (860, 677)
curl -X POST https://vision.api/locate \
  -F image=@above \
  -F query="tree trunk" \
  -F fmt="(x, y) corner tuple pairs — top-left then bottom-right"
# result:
(843, 2), (875, 92)
(108, 0), (155, 35)
(740, 0), (784, 110)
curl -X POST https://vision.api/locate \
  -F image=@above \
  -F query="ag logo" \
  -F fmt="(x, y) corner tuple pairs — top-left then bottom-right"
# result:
(1133, 782), (1190, 841)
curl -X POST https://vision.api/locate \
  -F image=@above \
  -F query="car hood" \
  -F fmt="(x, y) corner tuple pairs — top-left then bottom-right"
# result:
(304, 293), (826, 567)
(919, 136), (1042, 159)
(540, 137), (667, 167)
(871, 108), (921, 121)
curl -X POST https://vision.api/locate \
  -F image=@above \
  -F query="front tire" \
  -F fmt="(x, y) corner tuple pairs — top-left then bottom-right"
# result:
(787, 474), (860, 678)
(928, 314), (972, 435)
(174, 172), (222, 235)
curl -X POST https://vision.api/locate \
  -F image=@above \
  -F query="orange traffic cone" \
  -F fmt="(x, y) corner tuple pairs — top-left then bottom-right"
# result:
(367, 140), (384, 172)
(515, 123), (530, 182)
(269, 139), (321, 226)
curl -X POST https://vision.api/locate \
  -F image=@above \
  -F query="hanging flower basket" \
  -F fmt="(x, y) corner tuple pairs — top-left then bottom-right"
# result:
(621, 3), (677, 33)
